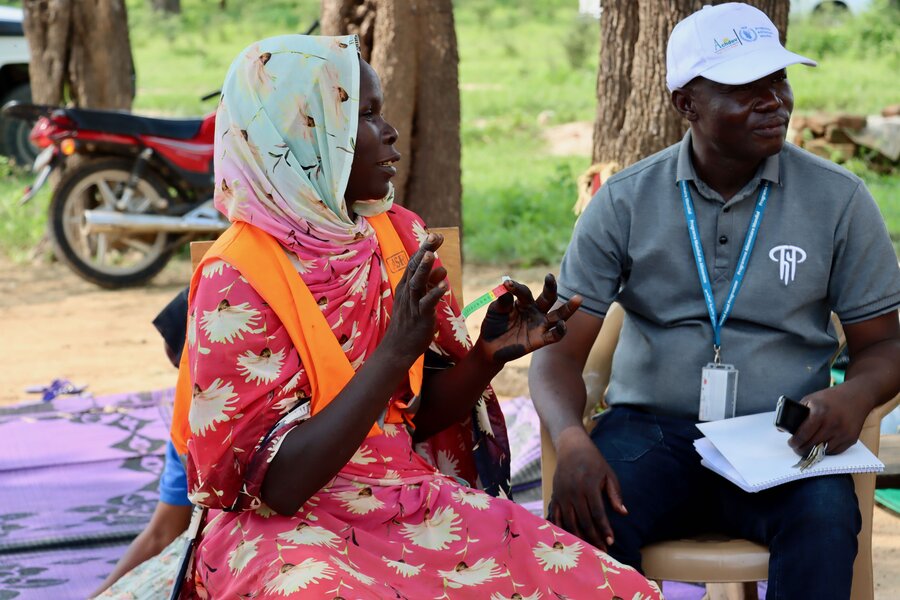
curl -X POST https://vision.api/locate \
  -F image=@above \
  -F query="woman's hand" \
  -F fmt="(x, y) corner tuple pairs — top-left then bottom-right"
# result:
(381, 233), (448, 362)
(476, 274), (581, 365)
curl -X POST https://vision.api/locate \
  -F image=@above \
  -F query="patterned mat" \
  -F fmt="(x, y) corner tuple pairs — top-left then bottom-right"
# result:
(0, 390), (765, 599)
(0, 390), (173, 599)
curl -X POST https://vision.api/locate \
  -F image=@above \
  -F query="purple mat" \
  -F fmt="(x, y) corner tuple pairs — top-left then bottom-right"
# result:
(0, 391), (768, 598)
(0, 541), (130, 599)
(0, 390), (173, 599)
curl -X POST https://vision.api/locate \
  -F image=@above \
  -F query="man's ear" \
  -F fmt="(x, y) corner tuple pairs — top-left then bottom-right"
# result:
(671, 89), (698, 122)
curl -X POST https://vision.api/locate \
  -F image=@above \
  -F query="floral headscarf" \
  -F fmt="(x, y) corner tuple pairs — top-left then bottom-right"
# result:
(214, 34), (392, 247)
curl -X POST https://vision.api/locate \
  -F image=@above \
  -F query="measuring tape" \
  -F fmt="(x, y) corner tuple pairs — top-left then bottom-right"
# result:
(461, 277), (511, 318)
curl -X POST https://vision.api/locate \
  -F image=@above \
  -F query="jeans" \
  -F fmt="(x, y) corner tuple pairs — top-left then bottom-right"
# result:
(590, 406), (861, 600)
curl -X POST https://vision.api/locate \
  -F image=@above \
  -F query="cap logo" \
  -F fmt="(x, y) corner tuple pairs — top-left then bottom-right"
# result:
(713, 26), (775, 54)
(713, 33), (742, 53)
(738, 26), (758, 42)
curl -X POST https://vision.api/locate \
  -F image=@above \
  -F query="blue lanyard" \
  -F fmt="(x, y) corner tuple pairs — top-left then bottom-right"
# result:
(680, 180), (771, 359)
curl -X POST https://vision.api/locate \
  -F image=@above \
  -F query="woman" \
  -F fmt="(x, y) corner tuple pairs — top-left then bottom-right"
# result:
(173, 34), (660, 599)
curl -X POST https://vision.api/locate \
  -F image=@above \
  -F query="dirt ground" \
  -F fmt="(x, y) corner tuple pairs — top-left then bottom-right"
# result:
(1, 255), (899, 597)
(0, 255), (545, 405)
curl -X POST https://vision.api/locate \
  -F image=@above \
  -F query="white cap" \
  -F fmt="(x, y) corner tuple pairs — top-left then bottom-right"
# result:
(666, 2), (816, 91)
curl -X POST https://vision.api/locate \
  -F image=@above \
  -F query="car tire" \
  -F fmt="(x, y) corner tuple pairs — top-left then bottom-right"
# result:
(0, 83), (39, 166)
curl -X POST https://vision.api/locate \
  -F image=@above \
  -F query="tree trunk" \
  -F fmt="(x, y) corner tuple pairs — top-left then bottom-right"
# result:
(591, 0), (638, 166)
(322, 0), (377, 62)
(398, 2), (461, 229)
(321, 0), (461, 229)
(617, 1), (698, 166)
(150, 0), (180, 14)
(21, 0), (71, 107)
(23, 0), (135, 110)
(68, 1), (135, 109)
(365, 0), (414, 200)
(593, 0), (789, 168)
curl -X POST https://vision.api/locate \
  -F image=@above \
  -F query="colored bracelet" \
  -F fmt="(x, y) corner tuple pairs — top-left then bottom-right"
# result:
(461, 277), (511, 318)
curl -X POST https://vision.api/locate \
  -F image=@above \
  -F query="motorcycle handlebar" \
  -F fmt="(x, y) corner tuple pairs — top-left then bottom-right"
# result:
(1, 101), (56, 122)
(303, 19), (320, 35)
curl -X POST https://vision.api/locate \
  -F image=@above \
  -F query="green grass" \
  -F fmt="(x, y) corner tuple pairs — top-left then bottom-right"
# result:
(456, 3), (597, 265)
(789, 56), (900, 115)
(124, 2), (318, 116)
(844, 160), (900, 253)
(788, 0), (900, 113)
(2, 0), (898, 262)
(0, 159), (50, 261)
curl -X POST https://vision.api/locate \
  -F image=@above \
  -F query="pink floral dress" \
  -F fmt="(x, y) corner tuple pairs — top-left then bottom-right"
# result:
(183, 209), (662, 599)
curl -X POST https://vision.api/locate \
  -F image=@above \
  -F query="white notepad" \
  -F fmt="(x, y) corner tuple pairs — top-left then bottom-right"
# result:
(694, 411), (884, 493)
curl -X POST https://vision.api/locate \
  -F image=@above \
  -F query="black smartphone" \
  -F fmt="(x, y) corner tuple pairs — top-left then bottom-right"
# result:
(774, 395), (810, 434)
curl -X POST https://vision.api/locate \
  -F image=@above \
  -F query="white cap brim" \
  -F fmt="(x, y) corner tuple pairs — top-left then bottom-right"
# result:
(699, 46), (817, 86)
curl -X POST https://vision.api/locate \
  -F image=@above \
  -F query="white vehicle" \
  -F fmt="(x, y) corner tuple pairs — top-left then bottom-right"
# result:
(0, 6), (36, 165)
(578, 0), (602, 19)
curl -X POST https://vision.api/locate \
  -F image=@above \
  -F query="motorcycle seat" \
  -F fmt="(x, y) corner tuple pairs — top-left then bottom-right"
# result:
(65, 108), (204, 140)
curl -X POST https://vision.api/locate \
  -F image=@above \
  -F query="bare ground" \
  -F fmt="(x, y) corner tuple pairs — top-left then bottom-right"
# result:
(0, 256), (546, 405)
(1, 255), (898, 597)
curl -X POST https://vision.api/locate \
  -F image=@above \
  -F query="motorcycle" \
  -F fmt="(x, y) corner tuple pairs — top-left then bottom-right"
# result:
(1, 99), (227, 288)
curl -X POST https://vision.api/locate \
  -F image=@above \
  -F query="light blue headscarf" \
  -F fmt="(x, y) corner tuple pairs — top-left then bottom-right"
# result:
(213, 34), (394, 250)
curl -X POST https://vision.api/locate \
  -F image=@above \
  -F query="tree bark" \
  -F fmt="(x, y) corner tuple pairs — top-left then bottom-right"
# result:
(21, 0), (71, 106)
(68, 1), (135, 109)
(23, 0), (135, 110)
(321, 0), (461, 228)
(400, 2), (461, 229)
(322, 0), (377, 62)
(150, 0), (180, 14)
(591, 0), (638, 165)
(593, 0), (789, 167)
(367, 1), (415, 201)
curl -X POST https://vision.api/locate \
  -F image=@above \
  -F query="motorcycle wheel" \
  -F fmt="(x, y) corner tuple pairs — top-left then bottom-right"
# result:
(49, 157), (177, 288)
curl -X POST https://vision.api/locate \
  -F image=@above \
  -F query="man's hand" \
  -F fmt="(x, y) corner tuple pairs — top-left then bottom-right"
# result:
(789, 384), (869, 457)
(547, 426), (627, 552)
(791, 311), (900, 457)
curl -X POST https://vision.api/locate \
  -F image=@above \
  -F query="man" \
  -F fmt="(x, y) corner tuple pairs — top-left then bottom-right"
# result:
(529, 3), (900, 598)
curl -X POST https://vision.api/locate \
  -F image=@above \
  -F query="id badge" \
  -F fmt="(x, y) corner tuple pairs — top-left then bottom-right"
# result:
(699, 363), (738, 421)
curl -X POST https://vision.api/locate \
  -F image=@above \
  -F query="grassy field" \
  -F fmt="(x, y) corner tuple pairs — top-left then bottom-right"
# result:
(1, 0), (897, 264)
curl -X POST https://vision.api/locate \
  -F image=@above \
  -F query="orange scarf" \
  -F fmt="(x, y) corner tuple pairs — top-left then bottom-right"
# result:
(170, 213), (423, 455)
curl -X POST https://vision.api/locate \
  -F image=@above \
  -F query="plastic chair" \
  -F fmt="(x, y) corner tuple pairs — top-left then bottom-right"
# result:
(539, 302), (899, 600)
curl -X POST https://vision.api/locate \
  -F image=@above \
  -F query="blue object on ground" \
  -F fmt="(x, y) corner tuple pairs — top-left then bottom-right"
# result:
(24, 378), (88, 402)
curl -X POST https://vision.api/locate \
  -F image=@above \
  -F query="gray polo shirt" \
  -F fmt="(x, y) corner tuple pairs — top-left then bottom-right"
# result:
(558, 131), (900, 419)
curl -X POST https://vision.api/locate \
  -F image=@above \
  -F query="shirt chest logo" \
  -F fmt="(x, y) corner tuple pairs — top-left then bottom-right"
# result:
(769, 245), (807, 285)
